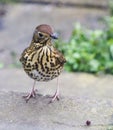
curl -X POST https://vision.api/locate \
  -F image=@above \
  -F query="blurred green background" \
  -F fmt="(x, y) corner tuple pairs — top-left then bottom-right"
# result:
(0, 0), (113, 74)
(55, 0), (113, 74)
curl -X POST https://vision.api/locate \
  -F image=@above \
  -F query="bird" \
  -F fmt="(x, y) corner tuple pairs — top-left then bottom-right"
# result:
(20, 24), (66, 103)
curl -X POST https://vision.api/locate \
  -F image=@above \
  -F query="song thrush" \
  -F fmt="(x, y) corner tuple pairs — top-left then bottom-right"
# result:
(20, 24), (66, 103)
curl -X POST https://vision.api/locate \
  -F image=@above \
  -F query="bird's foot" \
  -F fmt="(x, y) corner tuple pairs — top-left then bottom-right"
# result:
(49, 91), (60, 103)
(23, 89), (38, 103)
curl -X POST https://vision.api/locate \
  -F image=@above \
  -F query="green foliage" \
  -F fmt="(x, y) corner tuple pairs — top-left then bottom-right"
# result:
(55, 17), (113, 74)
(109, 0), (113, 16)
(0, 63), (4, 69)
(0, 0), (18, 4)
(107, 126), (113, 130)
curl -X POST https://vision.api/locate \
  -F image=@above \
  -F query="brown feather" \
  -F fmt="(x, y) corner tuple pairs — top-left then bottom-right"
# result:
(36, 24), (53, 35)
(20, 24), (66, 82)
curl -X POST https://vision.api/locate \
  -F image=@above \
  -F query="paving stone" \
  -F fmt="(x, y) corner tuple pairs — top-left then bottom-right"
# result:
(0, 69), (113, 129)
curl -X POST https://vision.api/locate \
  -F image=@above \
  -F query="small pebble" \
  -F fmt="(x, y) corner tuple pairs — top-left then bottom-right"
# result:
(86, 120), (91, 126)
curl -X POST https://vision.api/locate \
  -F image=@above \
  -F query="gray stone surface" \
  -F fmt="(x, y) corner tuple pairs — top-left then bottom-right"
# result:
(0, 69), (113, 129)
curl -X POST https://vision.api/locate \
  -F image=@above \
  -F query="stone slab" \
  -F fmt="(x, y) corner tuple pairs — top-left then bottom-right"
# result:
(0, 69), (113, 129)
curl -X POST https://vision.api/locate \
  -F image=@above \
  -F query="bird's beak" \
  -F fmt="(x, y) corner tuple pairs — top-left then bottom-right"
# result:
(50, 33), (58, 39)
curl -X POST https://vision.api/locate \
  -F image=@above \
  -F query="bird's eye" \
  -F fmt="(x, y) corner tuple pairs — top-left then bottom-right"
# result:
(38, 32), (44, 38)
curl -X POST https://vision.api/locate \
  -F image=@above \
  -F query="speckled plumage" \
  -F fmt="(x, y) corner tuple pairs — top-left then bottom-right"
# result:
(20, 24), (66, 102)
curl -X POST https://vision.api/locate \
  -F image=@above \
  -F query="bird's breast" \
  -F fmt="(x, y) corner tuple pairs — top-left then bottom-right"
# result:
(22, 46), (63, 81)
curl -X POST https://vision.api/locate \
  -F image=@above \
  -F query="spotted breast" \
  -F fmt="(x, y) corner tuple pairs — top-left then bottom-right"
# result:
(20, 24), (66, 102)
(20, 42), (66, 82)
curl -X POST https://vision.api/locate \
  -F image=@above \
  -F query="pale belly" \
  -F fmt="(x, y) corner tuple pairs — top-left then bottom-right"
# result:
(27, 68), (62, 82)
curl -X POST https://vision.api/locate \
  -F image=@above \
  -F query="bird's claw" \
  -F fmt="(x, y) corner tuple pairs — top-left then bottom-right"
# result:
(49, 92), (60, 103)
(23, 89), (38, 103)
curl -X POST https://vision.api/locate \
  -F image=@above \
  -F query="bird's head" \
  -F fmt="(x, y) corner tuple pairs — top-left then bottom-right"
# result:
(32, 24), (58, 46)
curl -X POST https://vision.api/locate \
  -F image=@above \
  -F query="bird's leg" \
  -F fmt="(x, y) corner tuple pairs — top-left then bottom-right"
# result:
(49, 78), (60, 103)
(23, 80), (37, 102)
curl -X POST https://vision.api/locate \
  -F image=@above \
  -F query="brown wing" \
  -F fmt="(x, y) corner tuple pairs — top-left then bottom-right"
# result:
(53, 47), (66, 66)
(19, 48), (29, 65)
